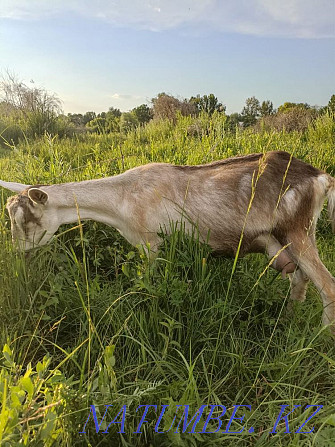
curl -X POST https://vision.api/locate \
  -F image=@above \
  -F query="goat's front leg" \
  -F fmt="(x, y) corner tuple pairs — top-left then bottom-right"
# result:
(138, 234), (161, 263)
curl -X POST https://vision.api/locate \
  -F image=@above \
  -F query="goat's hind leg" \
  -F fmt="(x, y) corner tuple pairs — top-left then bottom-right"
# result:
(289, 268), (309, 303)
(288, 234), (335, 332)
(286, 268), (310, 316)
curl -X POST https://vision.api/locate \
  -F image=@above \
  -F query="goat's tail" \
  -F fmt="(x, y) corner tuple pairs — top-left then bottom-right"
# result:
(327, 175), (335, 233)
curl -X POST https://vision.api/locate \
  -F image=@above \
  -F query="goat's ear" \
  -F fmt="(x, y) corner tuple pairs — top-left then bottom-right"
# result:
(0, 180), (30, 192)
(28, 188), (49, 205)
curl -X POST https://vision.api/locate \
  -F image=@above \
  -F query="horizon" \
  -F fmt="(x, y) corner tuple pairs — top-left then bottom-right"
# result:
(1, 0), (334, 115)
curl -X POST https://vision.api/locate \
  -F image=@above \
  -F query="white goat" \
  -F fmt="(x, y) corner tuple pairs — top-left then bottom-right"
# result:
(1, 151), (335, 332)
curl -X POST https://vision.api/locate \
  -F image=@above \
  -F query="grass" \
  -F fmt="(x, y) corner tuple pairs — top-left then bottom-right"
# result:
(0, 113), (334, 446)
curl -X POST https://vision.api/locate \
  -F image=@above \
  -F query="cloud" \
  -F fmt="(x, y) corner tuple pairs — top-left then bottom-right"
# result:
(1, 0), (334, 38)
(0, 0), (65, 20)
(110, 93), (145, 101)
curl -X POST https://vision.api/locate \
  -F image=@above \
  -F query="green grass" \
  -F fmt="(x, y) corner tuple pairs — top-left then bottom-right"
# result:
(0, 113), (334, 446)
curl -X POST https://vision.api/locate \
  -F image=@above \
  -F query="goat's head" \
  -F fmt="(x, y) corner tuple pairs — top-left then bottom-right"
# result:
(1, 181), (58, 251)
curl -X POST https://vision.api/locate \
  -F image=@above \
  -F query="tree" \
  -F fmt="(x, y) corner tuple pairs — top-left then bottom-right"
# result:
(277, 102), (310, 114)
(67, 111), (96, 128)
(260, 100), (275, 117)
(106, 107), (121, 119)
(67, 113), (84, 127)
(120, 112), (138, 133)
(83, 111), (96, 124)
(241, 96), (261, 127)
(105, 107), (121, 132)
(0, 73), (61, 117)
(190, 94), (225, 115)
(226, 113), (242, 132)
(85, 108), (121, 133)
(132, 104), (152, 125)
(327, 94), (335, 114)
(152, 93), (197, 121)
(0, 72), (62, 136)
(86, 117), (107, 134)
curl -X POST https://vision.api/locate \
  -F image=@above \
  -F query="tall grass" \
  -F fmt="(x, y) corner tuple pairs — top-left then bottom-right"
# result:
(0, 113), (334, 446)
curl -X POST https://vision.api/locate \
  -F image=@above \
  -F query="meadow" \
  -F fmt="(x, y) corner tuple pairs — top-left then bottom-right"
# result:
(0, 112), (334, 446)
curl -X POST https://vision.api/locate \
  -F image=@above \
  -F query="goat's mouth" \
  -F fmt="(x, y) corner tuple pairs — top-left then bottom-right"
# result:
(10, 238), (33, 258)
(14, 242), (40, 258)
(11, 236), (34, 253)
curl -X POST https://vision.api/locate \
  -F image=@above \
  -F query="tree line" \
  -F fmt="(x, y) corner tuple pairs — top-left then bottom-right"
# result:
(66, 92), (335, 134)
(0, 73), (334, 143)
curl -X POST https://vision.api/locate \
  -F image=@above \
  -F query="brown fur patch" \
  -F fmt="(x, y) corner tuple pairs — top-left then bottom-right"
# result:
(6, 193), (41, 233)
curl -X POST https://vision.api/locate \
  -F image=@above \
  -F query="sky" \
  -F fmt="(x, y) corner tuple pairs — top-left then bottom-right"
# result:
(0, 0), (334, 114)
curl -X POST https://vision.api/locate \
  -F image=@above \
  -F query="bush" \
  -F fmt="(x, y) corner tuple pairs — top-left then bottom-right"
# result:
(0, 74), (66, 143)
(0, 343), (77, 446)
(256, 107), (318, 132)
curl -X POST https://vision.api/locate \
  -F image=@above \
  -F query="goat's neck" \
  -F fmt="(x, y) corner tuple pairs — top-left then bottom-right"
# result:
(45, 177), (126, 228)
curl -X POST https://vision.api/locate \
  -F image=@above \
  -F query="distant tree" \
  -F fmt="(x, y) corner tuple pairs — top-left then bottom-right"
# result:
(132, 104), (152, 125)
(107, 107), (122, 118)
(277, 102), (311, 113)
(86, 117), (107, 134)
(83, 111), (96, 124)
(67, 113), (84, 127)
(120, 112), (138, 133)
(0, 72), (62, 136)
(105, 107), (121, 132)
(257, 107), (317, 132)
(84, 107), (122, 133)
(241, 96), (261, 127)
(260, 100), (275, 117)
(67, 111), (96, 127)
(152, 93), (197, 121)
(327, 94), (335, 114)
(190, 94), (225, 115)
(226, 113), (242, 132)
(0, 72), (61, 117)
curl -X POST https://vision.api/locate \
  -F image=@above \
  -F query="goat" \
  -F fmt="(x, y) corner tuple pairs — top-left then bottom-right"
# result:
(1, 151), (335, 332)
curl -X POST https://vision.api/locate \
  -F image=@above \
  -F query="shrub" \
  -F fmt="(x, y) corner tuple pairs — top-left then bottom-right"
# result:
(256, 107), (317, 132)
